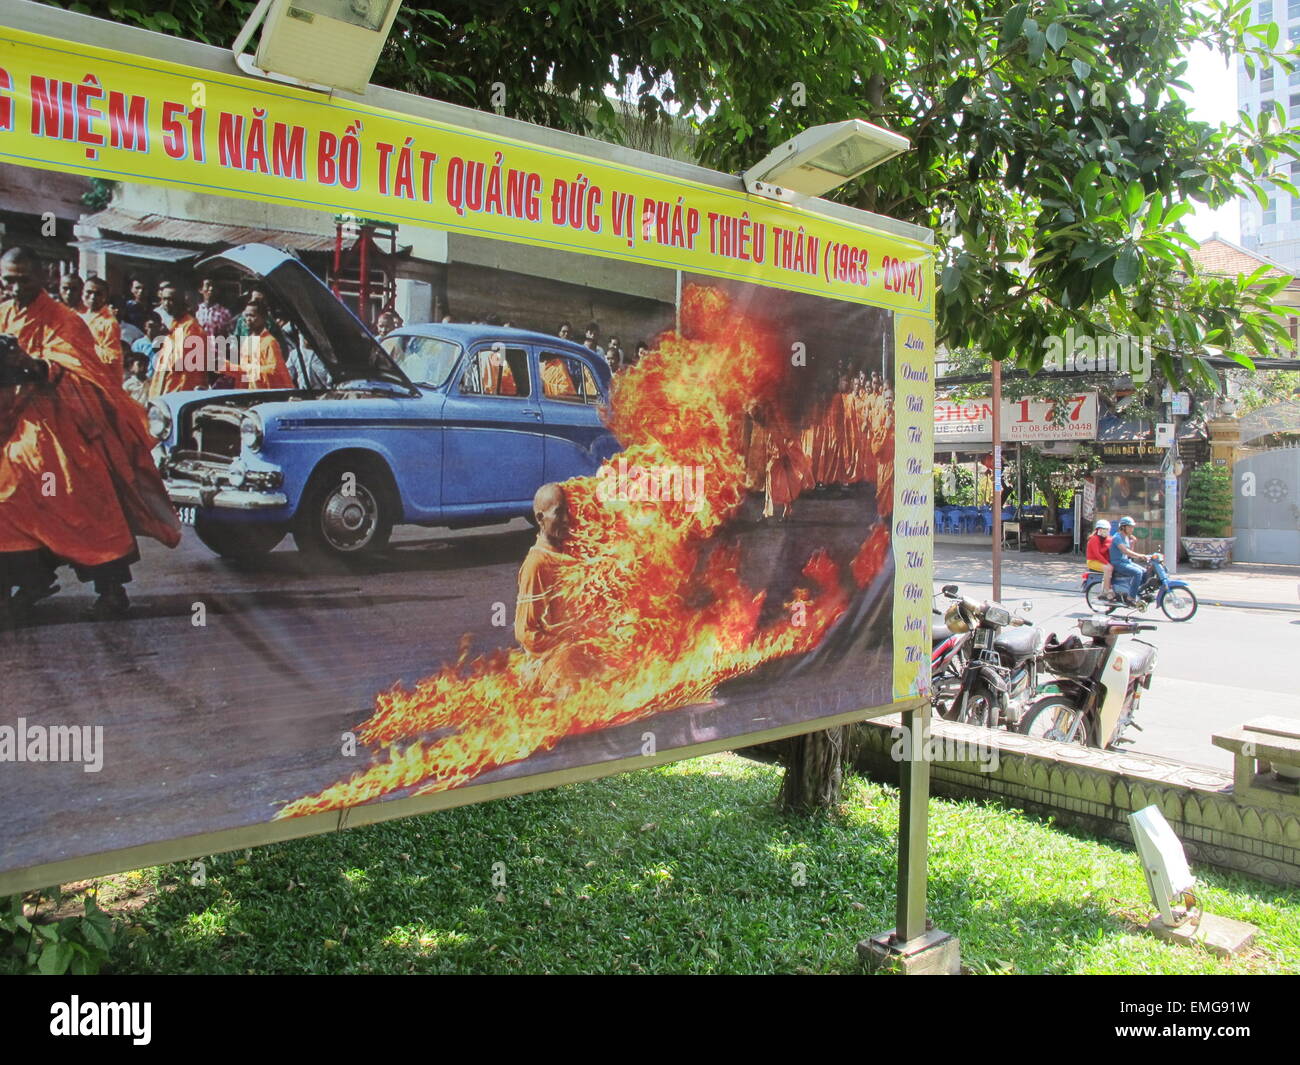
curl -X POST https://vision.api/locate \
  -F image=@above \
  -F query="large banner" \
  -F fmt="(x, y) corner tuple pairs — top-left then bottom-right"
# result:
(0, 22), (935, 892)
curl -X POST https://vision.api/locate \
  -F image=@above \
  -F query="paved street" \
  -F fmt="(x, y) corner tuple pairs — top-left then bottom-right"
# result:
(935, 542), (1300, 769)
(0, 491), (892, 876)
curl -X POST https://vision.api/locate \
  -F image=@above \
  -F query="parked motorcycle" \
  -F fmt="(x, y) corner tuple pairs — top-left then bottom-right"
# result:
(931, 594), (970, 719)
(938, 585), (1046, 731)
(1081, 552), (1198, 621)
(1019, 616), (1158, 748)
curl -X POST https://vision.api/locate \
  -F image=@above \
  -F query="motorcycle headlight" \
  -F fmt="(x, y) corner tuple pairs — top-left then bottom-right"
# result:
(147, 401), (172, 441)
(984, 604), (1011, 627)
(240, 412), (264, 452)
(944, 602), (970, 634)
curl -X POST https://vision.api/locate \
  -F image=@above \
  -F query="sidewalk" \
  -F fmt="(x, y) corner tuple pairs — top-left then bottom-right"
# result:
(933, 539), (1300, 612)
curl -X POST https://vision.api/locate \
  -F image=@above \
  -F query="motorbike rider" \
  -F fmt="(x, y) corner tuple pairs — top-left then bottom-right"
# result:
(1108, 516), (1151, 606)
(1085, 519), (1115, 599)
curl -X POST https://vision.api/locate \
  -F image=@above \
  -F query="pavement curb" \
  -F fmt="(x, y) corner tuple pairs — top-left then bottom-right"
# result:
(934, 574), (1300, 615)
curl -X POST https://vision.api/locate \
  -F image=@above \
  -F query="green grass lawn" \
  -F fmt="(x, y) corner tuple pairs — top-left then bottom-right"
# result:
(83, 753), (1300, 974)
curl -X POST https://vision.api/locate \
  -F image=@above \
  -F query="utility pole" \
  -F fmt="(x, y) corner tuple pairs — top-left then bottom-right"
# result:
(1163, 390), (1180, 575)
(991, 357), (1003, 602)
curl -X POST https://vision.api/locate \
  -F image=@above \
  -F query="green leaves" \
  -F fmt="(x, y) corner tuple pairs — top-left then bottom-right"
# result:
(70, 0), (1300, 388)
(945, 76), (972, 110)
(1, 892), (116, 975)
(1002, 3), (1029, 48)
(1113, 246), (1140, 287)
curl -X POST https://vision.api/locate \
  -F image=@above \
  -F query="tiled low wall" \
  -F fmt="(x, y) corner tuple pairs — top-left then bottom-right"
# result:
(853, 715), (1300, 887)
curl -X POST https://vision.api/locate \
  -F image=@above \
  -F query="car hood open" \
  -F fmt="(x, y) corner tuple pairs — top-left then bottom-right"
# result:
(198, 243), (414, 391)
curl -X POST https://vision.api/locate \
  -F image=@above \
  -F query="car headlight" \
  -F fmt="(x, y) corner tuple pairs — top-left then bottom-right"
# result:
(240, 412), (264, 452)
(147, 401), (172, 441)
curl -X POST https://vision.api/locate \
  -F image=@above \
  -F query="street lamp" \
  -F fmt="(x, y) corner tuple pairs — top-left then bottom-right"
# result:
(742, 119), (910, 201)
(233, 0), (404, 94)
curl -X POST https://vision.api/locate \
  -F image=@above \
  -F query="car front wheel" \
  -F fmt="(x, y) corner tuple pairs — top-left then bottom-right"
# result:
(293, 461), (395, 560)
(193, 513), (286, 560)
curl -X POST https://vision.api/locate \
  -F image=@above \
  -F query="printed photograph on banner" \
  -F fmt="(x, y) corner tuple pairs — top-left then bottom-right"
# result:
(0, 158), (915, 883)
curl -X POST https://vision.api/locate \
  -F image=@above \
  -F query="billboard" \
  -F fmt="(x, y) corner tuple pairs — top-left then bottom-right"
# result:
(0, 19), (935, 893)
(933, 393), (1098, 445)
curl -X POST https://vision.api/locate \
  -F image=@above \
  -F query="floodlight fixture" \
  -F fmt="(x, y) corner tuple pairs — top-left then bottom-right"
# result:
(1129, 805), (1196, 926)
(742, 119), (911, 202)
(232, 0), (404, 94)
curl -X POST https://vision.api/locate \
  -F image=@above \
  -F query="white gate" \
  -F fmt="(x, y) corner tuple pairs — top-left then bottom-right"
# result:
(1234, 444), (1300, 564)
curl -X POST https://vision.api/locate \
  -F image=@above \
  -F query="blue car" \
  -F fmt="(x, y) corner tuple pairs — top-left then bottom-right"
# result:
(151, 244), (620, 561)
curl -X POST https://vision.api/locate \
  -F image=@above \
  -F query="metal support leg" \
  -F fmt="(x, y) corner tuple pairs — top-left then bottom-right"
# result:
(858, 702), (961, 973)
(896, 703), (930, 939)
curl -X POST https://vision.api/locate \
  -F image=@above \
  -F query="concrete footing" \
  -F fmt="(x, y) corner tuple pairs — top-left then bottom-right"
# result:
(857, 928), (961, 974)
(1144, 911), (1258, 957)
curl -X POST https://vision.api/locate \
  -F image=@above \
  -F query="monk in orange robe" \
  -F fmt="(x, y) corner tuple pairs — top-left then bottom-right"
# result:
(235, 301), (294, 390)
(827, 375), (855, 486)
(483, 348), (518, 396)
(0, 246), (181, 622)
(540, 356), (574, 398)
(743, 409), (769, 493)
(148, 281), (209, 396)
(514, 482), (601, 697)
(81, 277), (122, 375)
(59, 272), (87, 314)
(752, 402), (812, 520)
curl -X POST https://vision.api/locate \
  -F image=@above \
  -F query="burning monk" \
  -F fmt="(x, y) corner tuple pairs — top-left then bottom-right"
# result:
(514, 482), (602, 697)
(0, 246), (181, 622)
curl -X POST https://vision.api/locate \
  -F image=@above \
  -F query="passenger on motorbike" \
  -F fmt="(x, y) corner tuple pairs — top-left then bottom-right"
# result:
(1109, 516), (1151, 605)
(1085, 519), (1114, 599)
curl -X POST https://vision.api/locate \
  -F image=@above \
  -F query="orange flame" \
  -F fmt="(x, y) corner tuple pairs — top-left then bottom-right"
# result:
(276, 286), (892, 818)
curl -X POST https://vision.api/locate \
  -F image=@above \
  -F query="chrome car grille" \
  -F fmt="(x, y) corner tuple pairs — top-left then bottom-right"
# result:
(187, 419), (240, 458)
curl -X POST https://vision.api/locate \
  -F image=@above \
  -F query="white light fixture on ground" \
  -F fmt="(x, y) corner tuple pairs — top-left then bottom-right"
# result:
(233, 0), (403, 94)
(1129, 805), (1196, 926)
(1129, 804), (1259, 956)
(742, 119), (911, 202)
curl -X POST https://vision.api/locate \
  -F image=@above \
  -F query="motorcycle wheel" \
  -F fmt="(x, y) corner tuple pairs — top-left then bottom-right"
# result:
(955, 680), (1000, 729)
(1084, 581), (1115, 614)
(1018, 695), (1094, 746)
(1158, 585), (1198, 622)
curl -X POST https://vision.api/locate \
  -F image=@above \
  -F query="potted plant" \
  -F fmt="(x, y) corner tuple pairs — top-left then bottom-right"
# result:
(1180, 462), (1236, 568)
(1019, 446), (1086, 553)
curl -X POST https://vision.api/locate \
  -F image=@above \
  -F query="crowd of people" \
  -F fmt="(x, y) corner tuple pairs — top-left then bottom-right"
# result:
(29, 268), (310, 403)
(552, 319), (649, 375)
(744, 369), (895, 521)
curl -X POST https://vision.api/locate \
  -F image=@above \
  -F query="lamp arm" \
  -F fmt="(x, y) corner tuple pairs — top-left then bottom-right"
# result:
(232, 0), (275, 57)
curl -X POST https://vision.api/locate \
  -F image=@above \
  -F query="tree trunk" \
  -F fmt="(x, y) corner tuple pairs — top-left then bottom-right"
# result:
(776, 727), (845, 813)
(1043, 484), (1059, 533)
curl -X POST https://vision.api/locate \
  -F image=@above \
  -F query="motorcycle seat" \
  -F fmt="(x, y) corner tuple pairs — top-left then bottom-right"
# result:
(994, 625), (1039, 661)
(1123, 640), (1157, 678)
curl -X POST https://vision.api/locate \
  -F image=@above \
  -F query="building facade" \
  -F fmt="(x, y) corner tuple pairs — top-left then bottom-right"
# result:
(1238, 0), (1300, 269)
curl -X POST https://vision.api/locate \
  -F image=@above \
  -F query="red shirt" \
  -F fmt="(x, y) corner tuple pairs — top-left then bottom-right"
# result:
(1086, 532), (1111, 565)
